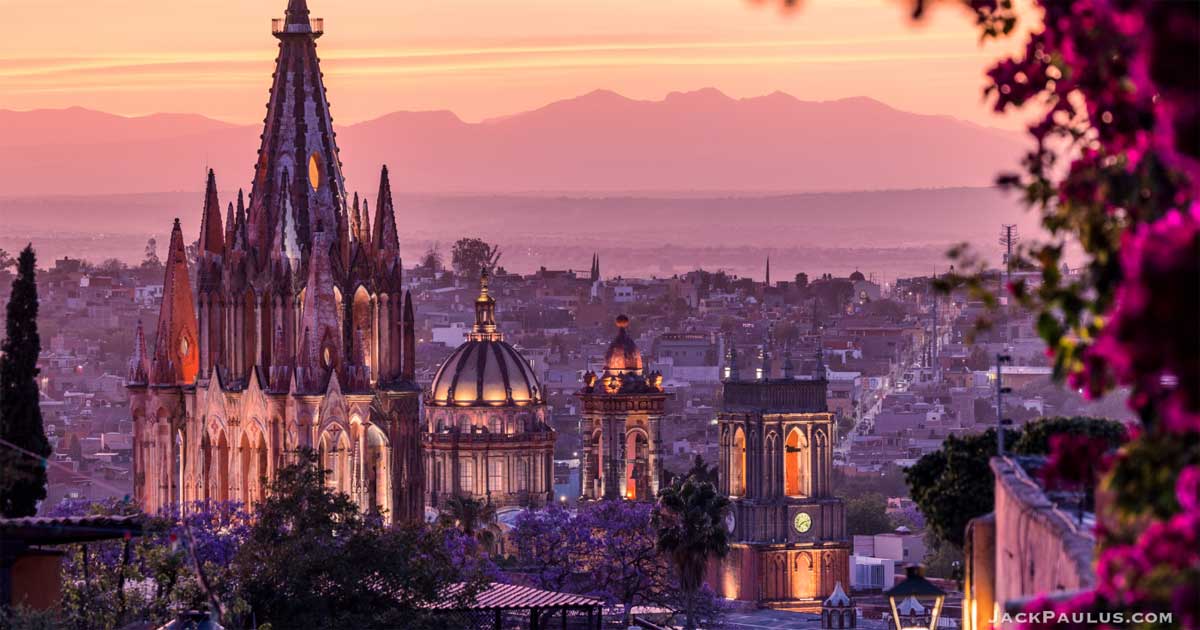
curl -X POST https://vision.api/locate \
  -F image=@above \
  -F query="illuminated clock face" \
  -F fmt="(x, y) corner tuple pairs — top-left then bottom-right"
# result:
(725, 512), (736, 534)
(793, 511), (812, 534)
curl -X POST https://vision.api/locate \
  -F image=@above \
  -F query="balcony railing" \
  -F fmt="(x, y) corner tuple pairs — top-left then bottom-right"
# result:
(271, 17), (323, 36)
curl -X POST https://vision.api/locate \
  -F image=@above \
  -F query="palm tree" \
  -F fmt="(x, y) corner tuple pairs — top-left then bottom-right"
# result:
(654, 478), (731, 630)
(439, 495), (498, 550)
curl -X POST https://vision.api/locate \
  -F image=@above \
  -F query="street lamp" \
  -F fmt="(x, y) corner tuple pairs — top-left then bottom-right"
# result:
(884, 565), (945, 630)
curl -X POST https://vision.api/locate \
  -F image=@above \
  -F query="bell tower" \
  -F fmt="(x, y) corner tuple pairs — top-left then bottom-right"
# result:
(712, 343), (850, 609)
(577, 315), (670, 501)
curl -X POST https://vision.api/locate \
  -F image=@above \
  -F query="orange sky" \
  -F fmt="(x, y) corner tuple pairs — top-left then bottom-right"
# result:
(1, 0), (1032, 127)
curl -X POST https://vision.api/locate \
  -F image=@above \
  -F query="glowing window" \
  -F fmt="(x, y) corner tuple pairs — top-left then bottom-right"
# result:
(308, 152), (323, 191)
(179, 336), (190, 357)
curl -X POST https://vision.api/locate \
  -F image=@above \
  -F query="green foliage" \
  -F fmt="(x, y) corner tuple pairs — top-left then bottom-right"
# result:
(906, 430), (996, 547)
(437, 494), (497, 548)
(0, 245), (50, 517)
(844, 492), (893, 536)
(235, 449), (484, 630)
(906, 416), (1128, 547)
(832, 465), (909, 499)
(654, 479), (730, 630)
(0, 606), (60, 630)
(450, 237), (501, 279)
(1011, 416), (1128, 454)
(1105, 430), (1200, 523)
(920, 532), (963, 583)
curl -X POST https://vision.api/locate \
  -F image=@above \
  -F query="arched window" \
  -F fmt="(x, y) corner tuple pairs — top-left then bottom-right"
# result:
(731, 427), (747, 497)
(352, 287), (374, 378)
(626, 430), (650, 500)
(365, 426), (390, 515)
(216, 430), (230, 503)
(784, 428), (810, 497)
(239, 432), (253, 504)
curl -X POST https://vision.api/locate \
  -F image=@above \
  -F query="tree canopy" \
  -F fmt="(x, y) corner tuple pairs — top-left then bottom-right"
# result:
(450, 237), (501, 279)
(0, 245), (50, 517)
(905, 416), (1128, 547)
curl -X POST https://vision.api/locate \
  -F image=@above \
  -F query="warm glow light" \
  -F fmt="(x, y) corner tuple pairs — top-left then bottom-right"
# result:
(308, 152), (322, 191)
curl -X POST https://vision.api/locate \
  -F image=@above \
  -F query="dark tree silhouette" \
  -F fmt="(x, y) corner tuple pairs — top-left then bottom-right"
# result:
(450, 237), (501, 279)
(0, 245), (51, 517)
(654, 479), (730, 630)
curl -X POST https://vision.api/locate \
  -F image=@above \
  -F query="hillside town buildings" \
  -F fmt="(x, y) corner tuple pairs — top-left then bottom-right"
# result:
(10, 0), (1125, 619)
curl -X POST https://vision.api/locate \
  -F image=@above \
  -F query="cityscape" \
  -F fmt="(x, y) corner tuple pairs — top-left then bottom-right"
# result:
(0, 1), (1195, 629)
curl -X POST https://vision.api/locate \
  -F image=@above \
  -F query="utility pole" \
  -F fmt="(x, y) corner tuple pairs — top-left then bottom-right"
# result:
(932, 290), (939, 384)
(1000, 225), (1018, 342)
(995, 353), (1013, 454)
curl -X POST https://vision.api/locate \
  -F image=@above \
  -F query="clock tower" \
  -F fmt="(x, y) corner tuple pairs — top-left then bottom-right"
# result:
(711, 342), (851, 610)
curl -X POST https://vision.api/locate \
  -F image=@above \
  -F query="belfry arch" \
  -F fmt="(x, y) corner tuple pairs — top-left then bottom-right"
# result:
(785, 427), (810, 498)
(731, 426), (747, 497)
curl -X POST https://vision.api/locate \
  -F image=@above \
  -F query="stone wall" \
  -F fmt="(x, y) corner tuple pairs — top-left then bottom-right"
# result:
(987, 456), (1095, 626)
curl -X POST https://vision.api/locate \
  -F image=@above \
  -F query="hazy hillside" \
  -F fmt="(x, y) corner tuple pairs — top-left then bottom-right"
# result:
(0, 187), (1039, 280)
(0, 89), (1025, 196)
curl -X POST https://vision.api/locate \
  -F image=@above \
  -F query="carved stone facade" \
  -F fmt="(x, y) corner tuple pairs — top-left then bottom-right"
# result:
(577, 316), (670, 502)
(129, 0), (423, 524)
(711, 341), (851, 610)
(422, 271), (556, 515)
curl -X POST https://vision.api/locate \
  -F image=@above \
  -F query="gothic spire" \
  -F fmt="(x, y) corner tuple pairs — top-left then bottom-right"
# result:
(765, 255), (771, 286)
(351, 192), (362, 242)
(402, 290), (416, 382)
(234, 189), (248, 250)
(372, 165), (399, 256)
(249, 0), (342, 268)
(128, 320), (150, 385)
(285, 0), (310, 26)
(198, 169), (224, 255)
(150, 219), (200, 385)
(224, 202), (236, 252)
(361, 200), (372, 252)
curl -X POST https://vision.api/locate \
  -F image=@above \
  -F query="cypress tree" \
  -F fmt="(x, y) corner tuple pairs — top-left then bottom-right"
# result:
(0, 245), (51, 517)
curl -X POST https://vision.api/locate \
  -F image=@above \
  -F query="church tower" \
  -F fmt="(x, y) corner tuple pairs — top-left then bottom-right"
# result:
(711, 340), (850, 609)
(129, 0), (423, 523)
(577, 315), (670, 501)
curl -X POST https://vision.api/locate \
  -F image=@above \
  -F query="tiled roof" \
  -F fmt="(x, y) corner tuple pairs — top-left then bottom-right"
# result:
(430, 582), (604, 611)
(0, 514), (143, 544)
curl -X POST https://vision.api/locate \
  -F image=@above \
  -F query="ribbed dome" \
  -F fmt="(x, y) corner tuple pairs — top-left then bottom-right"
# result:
(426, 269), (543, 407)
(603, 314), (643, 375)
(428, 338), (542, 406)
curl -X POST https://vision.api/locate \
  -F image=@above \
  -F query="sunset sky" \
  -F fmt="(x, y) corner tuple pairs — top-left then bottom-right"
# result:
(2, 0), (1034, 127)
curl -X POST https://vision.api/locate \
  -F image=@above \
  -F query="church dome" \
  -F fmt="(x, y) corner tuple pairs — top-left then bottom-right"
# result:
(603, 315), (643, 375)
(427, 271), (543, 407)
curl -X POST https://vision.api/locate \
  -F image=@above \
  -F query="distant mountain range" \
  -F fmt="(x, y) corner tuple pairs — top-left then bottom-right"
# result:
(0, 89), (1025, 196)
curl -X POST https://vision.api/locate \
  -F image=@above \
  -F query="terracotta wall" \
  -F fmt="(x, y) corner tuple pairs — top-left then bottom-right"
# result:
(964, 457), (1096, 629)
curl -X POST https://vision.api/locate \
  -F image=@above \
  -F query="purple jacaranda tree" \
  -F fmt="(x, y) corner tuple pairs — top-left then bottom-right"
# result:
(508, 500), (673, 623)
(509, 503), (576, 593)
(48, 497), (251, 629)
